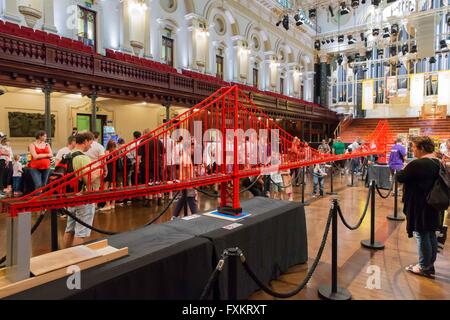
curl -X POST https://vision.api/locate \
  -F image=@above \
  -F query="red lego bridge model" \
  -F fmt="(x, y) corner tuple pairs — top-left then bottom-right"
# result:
(1, 86), (391, 216)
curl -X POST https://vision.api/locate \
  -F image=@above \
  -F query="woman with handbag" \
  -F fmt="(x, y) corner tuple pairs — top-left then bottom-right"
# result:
(397, 136), (441, 277)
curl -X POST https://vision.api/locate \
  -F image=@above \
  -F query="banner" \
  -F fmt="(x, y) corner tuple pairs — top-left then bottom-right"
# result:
(362, 80), (374, 110)
(410, 73), (424, 108)
(386, 76), (397, 98)
(438, 71), (450, 106)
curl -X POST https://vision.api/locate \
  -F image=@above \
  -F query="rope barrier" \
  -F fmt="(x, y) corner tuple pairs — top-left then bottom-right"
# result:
(239, 206), (333, 298)
(145, 191), (180, 226)
(337, 182), (372, 230)
(199, 253), (228, 300)
(62, 208), (118, 235)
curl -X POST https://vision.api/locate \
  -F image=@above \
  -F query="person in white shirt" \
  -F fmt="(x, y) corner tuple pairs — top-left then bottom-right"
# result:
(55, 136), (76, 166)
(85, 131), (105, 190)
(440, 139), (449, 157)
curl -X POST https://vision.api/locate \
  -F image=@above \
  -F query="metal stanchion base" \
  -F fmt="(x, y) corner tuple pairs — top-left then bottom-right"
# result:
(301, 201), (310, 207)
(387, 215), (405, 221)
(361, 240), (385, 250)
(327, 192), (338, 195)
(318, 285), (352, 300)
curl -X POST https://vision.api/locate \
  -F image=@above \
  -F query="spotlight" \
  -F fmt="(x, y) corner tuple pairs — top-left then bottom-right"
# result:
(328, 5), (334, 17)
(447, 13), (450, 27)
(391, 23), (399, 36)
(315, 40), (321, 50)
(331, 38), (335, 43)
(429, 56), (436, 64)
(294, 13), (304, 26)
(410, 44), (417, 53)
(372, 0), (380, 6)
(351, 0), (359, 8)
(366, 50), (372, 59)
(340, 2), (350, 15)
(362, 0), (366, 3)
(296, 20), (303, 26)
(347, 55), (354, 63)
(282, 15), (289, 30)
(440, 39), (448, 51)
(401, 44), (408, 54)
(348, 35), (356, 44)
(326, 39), (330, 44)
(337, 54), (343, 65)
(322, 40), (326, 45)
(338, 35), (344, 43)
(383, 27), (390, 38)
(309, 9), (316, 18)
(355, 53), (360, 60)
(372, 28), (379, 36)
(276, 20), (282, 27)
(377, 48), (384, 56)
(360, 32), (365, 41)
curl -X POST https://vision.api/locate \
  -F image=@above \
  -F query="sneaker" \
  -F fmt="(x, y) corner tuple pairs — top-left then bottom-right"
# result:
(99, 206), (112, 211)
(170, 216), (178, 221)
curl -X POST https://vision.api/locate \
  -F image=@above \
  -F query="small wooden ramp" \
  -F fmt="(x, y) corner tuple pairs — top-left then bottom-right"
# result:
(0, 240), (128, 299)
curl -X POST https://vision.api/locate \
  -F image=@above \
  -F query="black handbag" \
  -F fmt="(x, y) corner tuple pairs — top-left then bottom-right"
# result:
(426, 159), (450, 212)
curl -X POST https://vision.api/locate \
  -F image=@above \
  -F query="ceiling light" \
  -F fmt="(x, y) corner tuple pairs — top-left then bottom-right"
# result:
(282, 15), (289, 31)
(391, 24), (399, 36)
(429, 56), (436, 64)
(330, 38), (335, 43)
(382, 27), (390, 38)
(337, 55), (344, 65)
(338, 35), (344, 43)
(309, 9), (316, 18)
(351, 0), (359, 8)
(372, 28), (380, 36)
(440, 39), (448, 51)
(401, 44), (408, 54)
(348, 35), (356, 44)
(326, 39), (330, 44)
(340, 2), (350, 15)
(314, 40), (321, 50)
(410, 44), (417, 53)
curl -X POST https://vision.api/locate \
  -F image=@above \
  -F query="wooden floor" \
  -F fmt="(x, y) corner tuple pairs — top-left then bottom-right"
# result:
(1, 173), (449, 300)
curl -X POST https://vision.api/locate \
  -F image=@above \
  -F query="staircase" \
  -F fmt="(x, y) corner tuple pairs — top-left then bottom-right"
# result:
(340, 117), (450, 143)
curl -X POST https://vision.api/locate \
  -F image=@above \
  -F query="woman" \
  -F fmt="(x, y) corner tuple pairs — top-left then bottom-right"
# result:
(28, 131), (53, 191)
(100, 140), (121, 211)
(397, 136), (441, 277)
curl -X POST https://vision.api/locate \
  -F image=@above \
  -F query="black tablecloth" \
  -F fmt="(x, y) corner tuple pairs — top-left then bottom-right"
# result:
(7, 224), (214, 300)
(366, 164), (392, 190)
(6, 197), (307, 300)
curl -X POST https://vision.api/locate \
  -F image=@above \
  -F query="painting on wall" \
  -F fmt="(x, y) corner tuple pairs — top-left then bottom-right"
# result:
(8, 112), (55, 137)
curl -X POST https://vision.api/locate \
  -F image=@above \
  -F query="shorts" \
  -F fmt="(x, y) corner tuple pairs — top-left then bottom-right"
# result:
(65, 204), (95, 238)
(271, 182), (281, 193)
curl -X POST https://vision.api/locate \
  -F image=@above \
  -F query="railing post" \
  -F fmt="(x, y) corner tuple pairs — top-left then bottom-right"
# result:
(361, 180), (385, 250)
(51, 209), (59, 251)
(387, 171), (405, 221)
(327, 163), (337, 195)
(318, 199), (351, 300)
(347, 162), (355, 187)
(226, 247), (241, 300)
(301, 167), (310, 206)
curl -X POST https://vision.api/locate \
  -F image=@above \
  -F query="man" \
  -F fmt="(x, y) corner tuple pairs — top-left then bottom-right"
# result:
(332, 136), (346, 174)
(388, 138), (407, 174)
(55, 136), (76, 166)
(318, 139), (331, 154)
(348, 137), (362, 174)
(85, 131), (105, 161)
(63, 132), (100, 247)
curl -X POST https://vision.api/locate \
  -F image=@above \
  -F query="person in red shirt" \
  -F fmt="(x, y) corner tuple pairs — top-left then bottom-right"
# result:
(28, 130), (53, 191)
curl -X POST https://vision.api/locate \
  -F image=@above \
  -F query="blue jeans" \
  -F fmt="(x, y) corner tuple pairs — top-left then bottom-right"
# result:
(28, 168), (51, 191)
(313, 175), (324, 195)
(12, 177), (22, 193)
(351, 158), (360, 173)
(414, 231), (438, 269)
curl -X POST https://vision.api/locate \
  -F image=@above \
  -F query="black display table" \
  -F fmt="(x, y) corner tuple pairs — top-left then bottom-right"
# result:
(6, 197), (307, 300)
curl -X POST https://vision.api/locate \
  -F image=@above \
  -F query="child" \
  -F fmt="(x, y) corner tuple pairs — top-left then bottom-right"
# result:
(12, 154), (23, 197)
(270, 171), (283, 200)
(312, 163), (327, 197)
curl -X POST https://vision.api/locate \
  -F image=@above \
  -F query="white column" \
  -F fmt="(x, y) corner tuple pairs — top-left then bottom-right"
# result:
(120, 0), (132, 53)
(231, 36), (250, 83)
(143, 6), (152, 58)
(2, 0), (21, 23)
(42, 0), (57, 33)
(263, 51), (277, 91)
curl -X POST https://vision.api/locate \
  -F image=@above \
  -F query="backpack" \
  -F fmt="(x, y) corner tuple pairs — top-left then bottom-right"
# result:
(426, 159), (450, 212)
(50, 151), (85, 192)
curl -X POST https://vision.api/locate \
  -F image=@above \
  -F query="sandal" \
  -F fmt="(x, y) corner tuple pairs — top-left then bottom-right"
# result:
(405, 264), (434, 278)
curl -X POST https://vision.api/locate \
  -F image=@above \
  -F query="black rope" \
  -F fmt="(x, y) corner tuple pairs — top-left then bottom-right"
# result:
(199, 254), (228, 300)
(145, 191), (180, 226)
(195, 187), (220, 198)
(240, 206), (333, 298)
(337, 182), (372, 230)
(375, 181), (394, 199)
(62, 208), (118, 235)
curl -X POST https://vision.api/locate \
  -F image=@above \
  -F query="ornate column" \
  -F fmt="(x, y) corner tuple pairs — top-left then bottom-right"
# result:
(43, 82), (52, 145)
(263, 51), (277, 91)
(185, 14), (209, 72)
(42, 0), (57, 33)
(90, 88), (98, 133)
(2, 0), (20, 23)
(318, 53), (330, 107)
(287, 63), (301, 97)
(232, 36), (250, 83)
(120, 0), (132, 53)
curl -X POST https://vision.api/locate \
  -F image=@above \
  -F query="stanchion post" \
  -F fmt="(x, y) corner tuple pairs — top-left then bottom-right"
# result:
(183, 189), (188, 217)
(318, 198), (352, 300)
(361, 181), (385, 250)
(51, 209), (58, 251)
(387, 171), (405, 221)
(226, 247), (241, 300)
(301, 167), (310, 206)
(327, 163), (337, 195)
(347, 164), (355, 187)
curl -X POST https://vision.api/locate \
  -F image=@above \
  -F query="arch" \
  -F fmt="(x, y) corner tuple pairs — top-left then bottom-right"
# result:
(184, 0), (195, 14)
(204, 0), (240, 36)
(245, 23), (271, 53)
